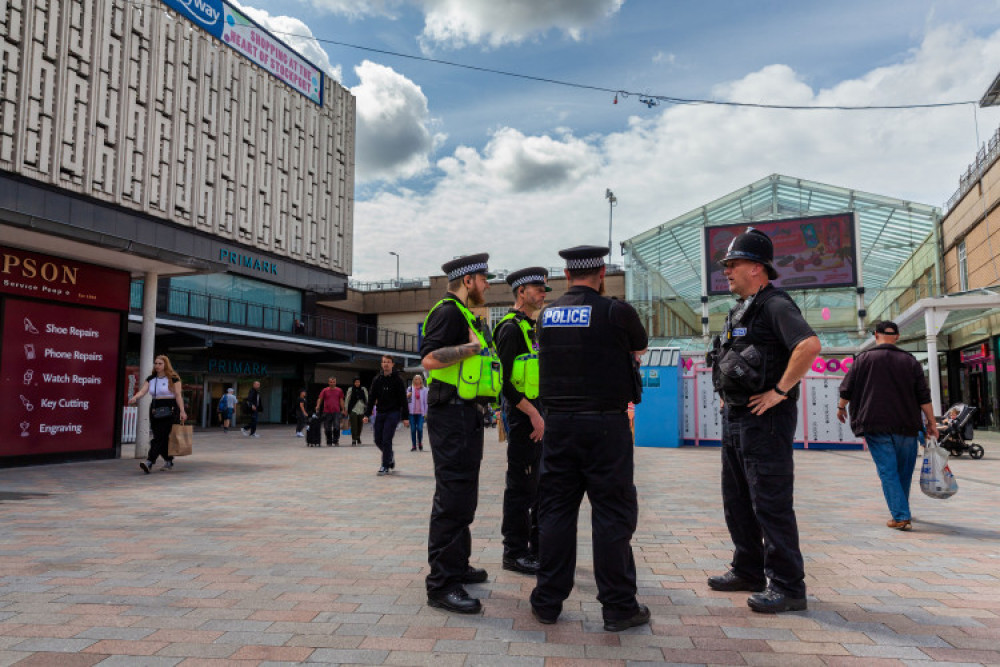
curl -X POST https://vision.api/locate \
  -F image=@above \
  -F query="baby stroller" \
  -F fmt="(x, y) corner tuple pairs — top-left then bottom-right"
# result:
(936, 403), (984, 459)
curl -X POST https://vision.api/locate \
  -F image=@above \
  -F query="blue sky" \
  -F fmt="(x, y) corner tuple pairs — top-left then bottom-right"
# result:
(235, 0), (1000, 281)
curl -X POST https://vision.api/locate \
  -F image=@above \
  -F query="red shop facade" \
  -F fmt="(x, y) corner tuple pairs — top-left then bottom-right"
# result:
(1, 245), (130, 466)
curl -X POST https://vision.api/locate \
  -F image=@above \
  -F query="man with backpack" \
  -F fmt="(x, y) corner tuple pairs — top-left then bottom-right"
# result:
(218, 387), (237, 433)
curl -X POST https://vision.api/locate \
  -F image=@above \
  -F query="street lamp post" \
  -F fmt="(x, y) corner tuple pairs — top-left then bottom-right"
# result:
(605, 189), (617, 263)
(389, 251), (399, 287)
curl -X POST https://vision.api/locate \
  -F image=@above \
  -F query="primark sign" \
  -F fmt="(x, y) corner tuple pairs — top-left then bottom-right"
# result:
(160, 0), (324, 105)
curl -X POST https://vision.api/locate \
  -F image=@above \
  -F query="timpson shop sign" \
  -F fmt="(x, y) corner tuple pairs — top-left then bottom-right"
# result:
(0, 246), (130, 311)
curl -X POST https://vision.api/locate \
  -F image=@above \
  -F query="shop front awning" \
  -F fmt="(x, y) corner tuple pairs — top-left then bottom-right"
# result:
(861, 290), (1000, 414)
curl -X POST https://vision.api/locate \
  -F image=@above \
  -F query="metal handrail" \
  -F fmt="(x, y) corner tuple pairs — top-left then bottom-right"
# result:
(946, 124), (1000, 212)
(130, 284), (419, 353)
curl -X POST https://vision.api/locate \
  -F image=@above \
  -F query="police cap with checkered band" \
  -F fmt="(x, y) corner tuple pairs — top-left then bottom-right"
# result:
(719, 228), (779, 280)
(506, 266), (552, 292)
(441, 253), (494, 281)
(558, 246), (609, 271)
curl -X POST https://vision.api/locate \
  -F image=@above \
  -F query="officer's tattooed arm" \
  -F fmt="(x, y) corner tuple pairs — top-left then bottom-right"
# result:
(421, 330), (480, 370)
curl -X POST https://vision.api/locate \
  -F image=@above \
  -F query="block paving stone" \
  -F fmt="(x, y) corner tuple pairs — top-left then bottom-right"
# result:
(1, 426), (999, 665)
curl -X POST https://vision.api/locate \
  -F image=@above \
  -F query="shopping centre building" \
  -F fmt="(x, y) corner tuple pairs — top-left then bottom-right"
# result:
(0, 0), (423, 466)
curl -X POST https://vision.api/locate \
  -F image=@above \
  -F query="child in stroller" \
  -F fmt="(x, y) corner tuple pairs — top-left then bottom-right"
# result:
(935, 403), (985, 459)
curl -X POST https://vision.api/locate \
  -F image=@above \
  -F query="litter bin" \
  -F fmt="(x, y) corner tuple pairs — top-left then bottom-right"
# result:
(633, 347), (682, 448)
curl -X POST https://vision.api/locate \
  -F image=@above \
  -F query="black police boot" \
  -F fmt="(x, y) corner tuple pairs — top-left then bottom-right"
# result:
(459, 566), (489, 584)
(502, 554), (540, 575)
(707, 569), (766, 592)
(530, 606), (558, 625)
(427, 587), (482, 614)
(603, 604), (651, 632)
(747, 587), (807, 613)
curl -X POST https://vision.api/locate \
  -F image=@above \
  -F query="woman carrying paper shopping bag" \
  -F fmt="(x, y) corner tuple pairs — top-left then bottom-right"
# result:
(129, 354), (187, 474)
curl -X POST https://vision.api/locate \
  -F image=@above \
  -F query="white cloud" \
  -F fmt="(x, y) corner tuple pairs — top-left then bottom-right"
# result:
(233, 3), (344, 81)
(352, 24), (1000, 281)
(352, 60), (442, 182)
(419, 0), (625, 48)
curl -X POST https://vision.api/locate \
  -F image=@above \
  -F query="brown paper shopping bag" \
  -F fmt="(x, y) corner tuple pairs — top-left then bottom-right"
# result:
(168, 423), (193, 456)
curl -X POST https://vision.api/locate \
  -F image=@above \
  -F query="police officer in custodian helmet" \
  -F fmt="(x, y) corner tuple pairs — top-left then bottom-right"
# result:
(706, 228), (821, 613)
(528, 246), (651, 632)
(420, 253), (497, 614)
(492, 267), (551, 576)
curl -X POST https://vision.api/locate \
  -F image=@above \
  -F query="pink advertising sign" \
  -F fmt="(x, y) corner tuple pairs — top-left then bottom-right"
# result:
(1, 299), (121, 457)
(704, 213), (858, 295)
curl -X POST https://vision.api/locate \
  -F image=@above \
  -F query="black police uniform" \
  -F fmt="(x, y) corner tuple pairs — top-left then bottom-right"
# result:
(716, 283), (814, 599)
(529, 249), (648, 625)
(421, 255), (492, 606)
(493, 267), (549, 571)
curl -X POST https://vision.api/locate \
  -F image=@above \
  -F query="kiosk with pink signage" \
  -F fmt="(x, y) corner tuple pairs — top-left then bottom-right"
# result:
(1, 246), (130, 465)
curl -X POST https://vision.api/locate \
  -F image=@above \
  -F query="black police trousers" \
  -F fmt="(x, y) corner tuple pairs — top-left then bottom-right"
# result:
(425, 401), (484, 594)
(530, 412), (640, 622)
(501, 403), (541, 560)
(721, 400), (806, 598)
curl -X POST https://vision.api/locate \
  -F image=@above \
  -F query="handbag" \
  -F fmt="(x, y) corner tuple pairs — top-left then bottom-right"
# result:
(151, 406), (175, 419)
(919, 437), (958, 499)
(168, 422), (193, 457)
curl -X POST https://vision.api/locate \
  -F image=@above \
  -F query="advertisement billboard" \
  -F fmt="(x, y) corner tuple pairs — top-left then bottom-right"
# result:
(703, 213), (858, 296)
(160, 0), (324, 105)
(1, 299), (122, 457)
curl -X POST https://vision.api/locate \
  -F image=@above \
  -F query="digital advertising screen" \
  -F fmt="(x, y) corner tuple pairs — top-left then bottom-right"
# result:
(704, 213), (858, 296)
(1, 299), (122, 457)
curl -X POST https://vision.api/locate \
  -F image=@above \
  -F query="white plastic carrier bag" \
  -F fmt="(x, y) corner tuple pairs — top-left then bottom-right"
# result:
(919, 436), (958, 499)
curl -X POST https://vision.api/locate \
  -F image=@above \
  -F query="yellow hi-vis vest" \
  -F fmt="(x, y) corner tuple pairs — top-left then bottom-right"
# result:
(423, 298), (502, 400)
(493, 312), (539, 400)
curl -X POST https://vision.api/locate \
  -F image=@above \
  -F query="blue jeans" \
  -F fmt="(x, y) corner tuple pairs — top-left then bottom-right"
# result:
(410, 414), (425, 448)
(865, 433), (919, 521)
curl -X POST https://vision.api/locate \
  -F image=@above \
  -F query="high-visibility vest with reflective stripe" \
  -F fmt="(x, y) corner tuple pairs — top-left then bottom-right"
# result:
(423, 297), (502, 400)
(493, 312), (539, 400)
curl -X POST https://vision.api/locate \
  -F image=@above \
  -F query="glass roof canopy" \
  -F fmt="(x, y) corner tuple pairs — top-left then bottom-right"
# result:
(622, 173), (942, 351)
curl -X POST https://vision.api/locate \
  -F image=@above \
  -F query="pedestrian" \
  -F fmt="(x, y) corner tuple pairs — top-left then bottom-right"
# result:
(706, 228), (821, 613)
(528, 247), (650, 632)
(837, 320), (939, 531)
(295, 389), (309, 438)
(407, 375), (428, 451)
(128, 354), (187, 473)
(345, 377), (368, 445)
(241, 380), (263, 437)
(294, 318), (306, 334)
(218, 387), (237, 433)
(315, 377), (345, 446)
(420, 252), (498, 614)
(364, 355), (410, 474)
(493, 266), (550, 577)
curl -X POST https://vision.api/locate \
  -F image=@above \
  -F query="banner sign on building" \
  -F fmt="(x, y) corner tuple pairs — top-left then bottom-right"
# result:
(1, 246), (131, 311)
(703, 213), (858, 295)
(160, 0), (324, 105)
(1, 299), (121, 457)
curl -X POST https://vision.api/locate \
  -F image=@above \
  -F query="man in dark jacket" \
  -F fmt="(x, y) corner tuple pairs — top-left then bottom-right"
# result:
(242, 380), (262, 437)
(838, 320), (939, 531)
(365, 355), (409, 475)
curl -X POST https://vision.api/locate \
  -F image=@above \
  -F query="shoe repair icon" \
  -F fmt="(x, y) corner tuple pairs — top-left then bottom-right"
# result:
(20, 395), (34, 411)
(24, 317), (39, 334)
(20, 422), (30, 437)
(24, 343), (36, 360)
(23, 369), (34, 385)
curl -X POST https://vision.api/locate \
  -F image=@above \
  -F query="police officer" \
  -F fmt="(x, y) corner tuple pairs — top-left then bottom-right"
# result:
(706, 228), (821, 613)
(421, 253), (496, 614)
(528, 246), (651, 632)
(493, 267), (550, 576)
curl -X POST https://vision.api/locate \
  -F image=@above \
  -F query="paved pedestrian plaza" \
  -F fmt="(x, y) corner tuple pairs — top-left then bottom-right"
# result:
(1, 425), (999, 666)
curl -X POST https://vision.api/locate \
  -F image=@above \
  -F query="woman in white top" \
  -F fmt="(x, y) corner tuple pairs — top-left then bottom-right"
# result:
(129, 354), (187, 473)
(407, 374), (428, 452)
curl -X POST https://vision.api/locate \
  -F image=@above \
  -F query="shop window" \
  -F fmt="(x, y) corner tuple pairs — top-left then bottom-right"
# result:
(958, 239), (968, 291)
(488, 307), (508, 331)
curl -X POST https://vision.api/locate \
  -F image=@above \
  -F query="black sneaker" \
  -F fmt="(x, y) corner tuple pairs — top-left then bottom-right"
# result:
(707, 570), (766, 592)
(531, 606), (557, 625)
(603, 604), (651, 632)
(139, 460), (152, 474)
(377, 467), (388, 476)
(748, 587), (807, 613)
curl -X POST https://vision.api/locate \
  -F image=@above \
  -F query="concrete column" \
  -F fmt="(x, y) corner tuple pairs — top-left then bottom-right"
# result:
(135, 271), (158, 459)
(924, 307), (949, 417)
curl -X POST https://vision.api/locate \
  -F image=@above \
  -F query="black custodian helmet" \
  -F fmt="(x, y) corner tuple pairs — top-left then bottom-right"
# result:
(719, 228), (778, 280)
